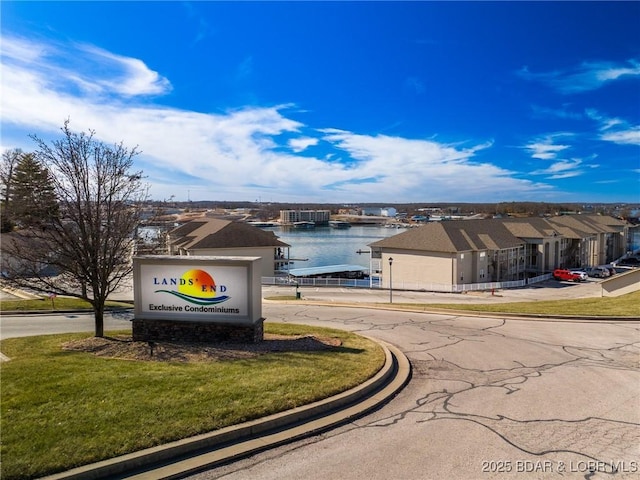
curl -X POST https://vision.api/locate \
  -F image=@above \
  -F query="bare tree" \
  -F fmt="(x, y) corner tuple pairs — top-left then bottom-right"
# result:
(2, 121), (147, 337)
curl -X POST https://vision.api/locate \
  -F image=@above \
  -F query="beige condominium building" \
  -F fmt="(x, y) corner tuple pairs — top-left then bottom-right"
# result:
(279, 209), (331, 225)
(369, 214), (629, 289)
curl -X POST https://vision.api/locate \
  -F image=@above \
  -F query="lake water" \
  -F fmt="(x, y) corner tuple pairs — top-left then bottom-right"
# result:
(270, 225), (401, 270)
(144, 222), (640, 272)
(274, 223), (640, 270)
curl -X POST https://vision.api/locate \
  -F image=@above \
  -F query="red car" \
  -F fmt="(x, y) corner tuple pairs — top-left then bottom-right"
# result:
(553, 269), (582, 282)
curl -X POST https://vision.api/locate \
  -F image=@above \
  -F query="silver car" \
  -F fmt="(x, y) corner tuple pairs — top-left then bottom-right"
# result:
(570, 270), (589, 281)
(586, 267), (609, 278)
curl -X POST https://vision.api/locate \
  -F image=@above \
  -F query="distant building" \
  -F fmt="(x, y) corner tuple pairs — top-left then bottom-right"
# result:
(362, 207), (397, 217)
(370, 214), (629, 289)
(337, 207), (360, 216)
(279, 210), (330, 225)
(167, 218), (290, 276)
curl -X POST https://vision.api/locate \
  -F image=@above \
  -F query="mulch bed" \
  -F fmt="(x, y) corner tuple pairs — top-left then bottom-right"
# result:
(61, 334), (342, 362)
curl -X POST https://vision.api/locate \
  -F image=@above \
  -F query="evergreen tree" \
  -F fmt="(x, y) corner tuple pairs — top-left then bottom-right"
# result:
(0, 149), (22, 232)
(10, 152), (59, 227)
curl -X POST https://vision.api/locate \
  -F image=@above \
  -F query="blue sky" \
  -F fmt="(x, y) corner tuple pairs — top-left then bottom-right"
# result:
(2, 1), (639, 204)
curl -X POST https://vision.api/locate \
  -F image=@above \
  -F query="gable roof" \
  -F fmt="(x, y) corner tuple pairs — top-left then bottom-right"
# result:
(369, 215), (627, 254)
(547, 214), (626, 235)
(370, 219), (524, 253)
(169, 219), (289, 251)
(502, 217), (558, 238)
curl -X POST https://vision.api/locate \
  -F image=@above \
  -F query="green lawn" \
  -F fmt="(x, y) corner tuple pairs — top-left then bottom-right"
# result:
(0, 296), (132, 312)
(0, 324), (384, 480)
(382, 290), (640, 317)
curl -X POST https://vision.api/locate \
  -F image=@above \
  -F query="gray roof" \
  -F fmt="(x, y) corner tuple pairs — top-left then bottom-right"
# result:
(169, 219), (289, 251)
(547, 214), (627, 235)
(369, 215), (627, 253)
(502, 217), (559, 238)
(502, 215), (627, 240)
(287, 264), (368, 277)
(370, 218), (524, 253)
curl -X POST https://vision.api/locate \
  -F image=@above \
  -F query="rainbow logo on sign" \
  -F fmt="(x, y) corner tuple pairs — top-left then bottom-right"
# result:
(154, 269), (230, 305)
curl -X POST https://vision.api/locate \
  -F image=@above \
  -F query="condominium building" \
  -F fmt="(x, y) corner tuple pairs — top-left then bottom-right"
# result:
(279, 210), (331, 225)
(370, 214), (629, 288)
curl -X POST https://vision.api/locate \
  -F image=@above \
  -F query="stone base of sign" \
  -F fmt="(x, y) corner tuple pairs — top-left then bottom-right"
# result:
(132, 318), (264, 343)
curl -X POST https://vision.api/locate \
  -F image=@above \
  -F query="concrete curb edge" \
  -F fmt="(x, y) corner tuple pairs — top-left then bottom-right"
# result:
(41, 340), (411, 480)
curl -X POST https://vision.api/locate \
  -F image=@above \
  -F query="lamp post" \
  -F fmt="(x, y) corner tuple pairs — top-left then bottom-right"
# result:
(388, 257), (393, 303)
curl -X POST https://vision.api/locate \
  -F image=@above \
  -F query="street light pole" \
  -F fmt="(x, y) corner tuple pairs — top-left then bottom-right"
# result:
(388, 257), (393, 303)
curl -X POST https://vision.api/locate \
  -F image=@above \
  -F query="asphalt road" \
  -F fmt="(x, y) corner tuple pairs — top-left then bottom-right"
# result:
(2, 283), (639, 479)
(187, 302), (639, 480)
(0, 310), (134, 340)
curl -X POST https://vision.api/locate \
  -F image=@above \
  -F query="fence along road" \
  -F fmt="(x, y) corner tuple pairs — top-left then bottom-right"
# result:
(261, 272), (554, 292)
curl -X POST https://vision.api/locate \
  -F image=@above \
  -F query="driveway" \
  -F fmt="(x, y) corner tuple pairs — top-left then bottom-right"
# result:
(186, 302), (639, 480)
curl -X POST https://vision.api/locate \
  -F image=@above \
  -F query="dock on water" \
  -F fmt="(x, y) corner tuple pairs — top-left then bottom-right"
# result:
(285, 264), (368, 279)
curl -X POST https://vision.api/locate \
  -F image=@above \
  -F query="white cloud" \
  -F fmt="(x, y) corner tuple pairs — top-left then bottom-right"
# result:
(1, 35), (171, 99)
(530, 159), (584, 179)
(1, 35), (45, 63)
(586, 109), (640, 146)
(523, 132), (599, 179)
(547, 171), (582, 180)
(522, 136), (571, 160)
(288, 137), (319, 152)
(79, 45), (172, 96)
(319, 130), (547, 200)
(600, 128), (640, 145)
(518, 59), (640, 94)
(1, 34), (554, 202)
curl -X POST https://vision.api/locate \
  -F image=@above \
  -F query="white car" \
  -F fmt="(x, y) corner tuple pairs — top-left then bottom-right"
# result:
(570, 270), (588, 281)
(586, 266), (610, 278)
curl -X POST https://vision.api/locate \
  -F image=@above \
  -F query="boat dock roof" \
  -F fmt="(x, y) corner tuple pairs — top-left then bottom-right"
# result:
(286, 264), (368, 278)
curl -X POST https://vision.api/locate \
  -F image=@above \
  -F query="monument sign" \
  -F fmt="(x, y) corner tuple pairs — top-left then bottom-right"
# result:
(132, 256), (263, 342)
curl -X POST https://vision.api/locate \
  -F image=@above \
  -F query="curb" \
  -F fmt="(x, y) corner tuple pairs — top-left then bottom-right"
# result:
(42, 340), (411, 480)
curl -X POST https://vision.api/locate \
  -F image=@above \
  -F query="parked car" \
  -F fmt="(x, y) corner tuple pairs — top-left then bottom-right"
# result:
(603, 265), (616, 276)
(553, 269), (583, 282)
(570, 270), (588, 281)
(585, 266), (610, 278)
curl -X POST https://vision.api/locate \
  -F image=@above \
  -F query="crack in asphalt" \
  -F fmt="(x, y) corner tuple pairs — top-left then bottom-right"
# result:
(195, 306), (639, 479)
(358, 316), (640, 477)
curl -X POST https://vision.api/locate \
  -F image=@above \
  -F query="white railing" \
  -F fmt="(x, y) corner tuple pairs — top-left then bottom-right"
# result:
(262, 276), (377, 288)
(527, 272), (554, 285)
(261, 272), (552, 292)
